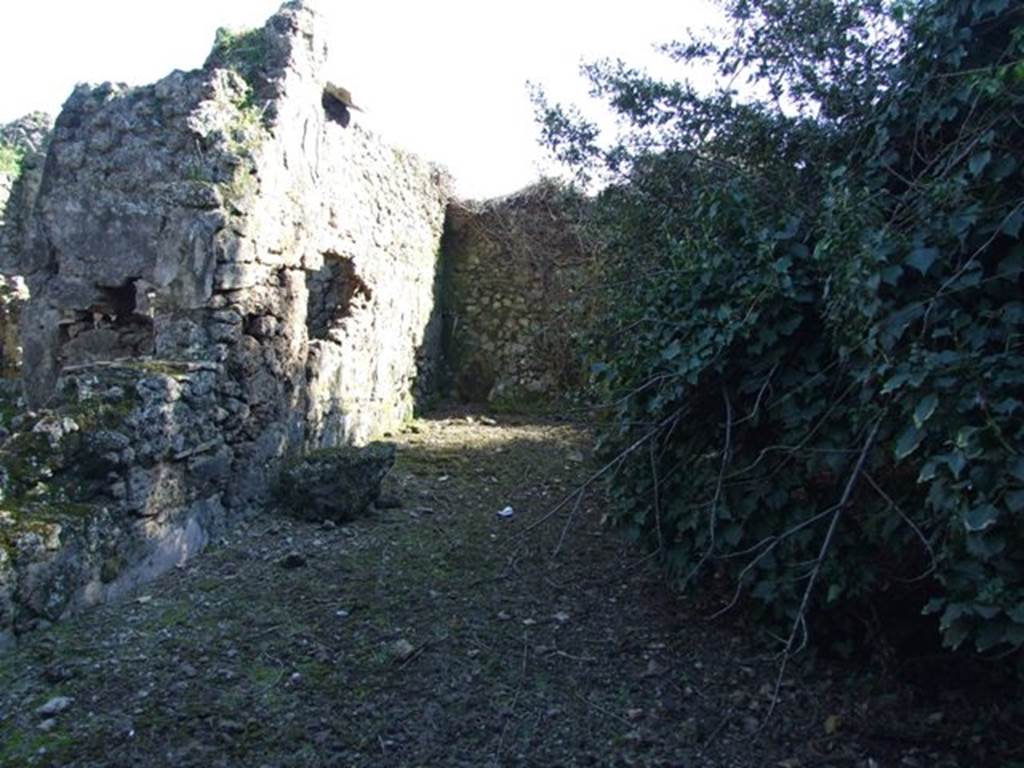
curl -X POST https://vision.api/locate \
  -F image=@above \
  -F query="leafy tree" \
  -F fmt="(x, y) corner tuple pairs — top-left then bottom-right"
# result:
(534, 0), (1024, 670)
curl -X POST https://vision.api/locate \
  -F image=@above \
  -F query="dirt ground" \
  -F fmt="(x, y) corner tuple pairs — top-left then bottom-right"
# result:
(0, 410), (1019, 767)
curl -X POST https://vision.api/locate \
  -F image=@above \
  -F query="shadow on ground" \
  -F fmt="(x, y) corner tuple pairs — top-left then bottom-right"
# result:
(0, 411), (1011, 767)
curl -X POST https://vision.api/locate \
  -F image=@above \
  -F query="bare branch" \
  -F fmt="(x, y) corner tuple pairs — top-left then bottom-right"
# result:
(513, 407), (683, 542)
(683, 386), (733, 588)
(864, 471), (937, 582)
(650, 437), (665, 554)
(765, 416), (883, 721)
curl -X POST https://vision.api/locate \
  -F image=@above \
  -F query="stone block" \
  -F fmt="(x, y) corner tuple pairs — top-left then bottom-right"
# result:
(273, 442), (395, 523)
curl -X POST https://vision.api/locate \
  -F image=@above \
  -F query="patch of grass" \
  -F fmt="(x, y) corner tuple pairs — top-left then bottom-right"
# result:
(247, 664), (285, 689)
(209, 26), (268, 95)
(184, 162), (214, 183)
(151, 601), (190, 630)
(0, 723), (75, 766)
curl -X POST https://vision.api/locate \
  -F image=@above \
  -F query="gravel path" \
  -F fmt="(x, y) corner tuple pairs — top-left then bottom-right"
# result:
(0, 411), (1011, 767)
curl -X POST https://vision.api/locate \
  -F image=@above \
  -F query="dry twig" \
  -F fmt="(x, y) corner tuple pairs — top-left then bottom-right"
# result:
(764, 416), (883, 721)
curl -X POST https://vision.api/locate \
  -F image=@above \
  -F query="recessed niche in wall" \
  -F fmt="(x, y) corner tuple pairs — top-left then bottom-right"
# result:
(58, 278), (155, 365)
(306, 252), (372, 340)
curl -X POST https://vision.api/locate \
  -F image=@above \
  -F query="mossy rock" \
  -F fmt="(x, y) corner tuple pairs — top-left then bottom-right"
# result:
(205, 26), (270, 100)
(273, 442), (396, 523)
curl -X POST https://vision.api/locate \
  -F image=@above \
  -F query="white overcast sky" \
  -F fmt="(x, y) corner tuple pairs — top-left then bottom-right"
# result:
(0, 1), (722, 199)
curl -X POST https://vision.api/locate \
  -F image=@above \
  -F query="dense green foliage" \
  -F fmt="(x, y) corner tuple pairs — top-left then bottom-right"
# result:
(536, 0), (1024, 666)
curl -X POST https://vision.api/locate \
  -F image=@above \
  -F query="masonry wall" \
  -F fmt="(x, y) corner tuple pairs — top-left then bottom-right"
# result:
(16, 2), (448, 501)
(0, 113), (50, 377)
(0, 1), (449, 645)
(443, 181), (598, 404)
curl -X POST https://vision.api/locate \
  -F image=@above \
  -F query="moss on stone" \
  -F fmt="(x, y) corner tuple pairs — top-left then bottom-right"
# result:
(0, 142), (25, 177)
(0, 431), (54, 496)
(207, 26), (270, 96)
(273, 442), (396, 523)
(0, 370), (140, 538)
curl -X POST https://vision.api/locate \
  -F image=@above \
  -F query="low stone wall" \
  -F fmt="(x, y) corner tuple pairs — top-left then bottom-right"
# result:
(0, 363), (227, 647)
(443, 181), (598, 404)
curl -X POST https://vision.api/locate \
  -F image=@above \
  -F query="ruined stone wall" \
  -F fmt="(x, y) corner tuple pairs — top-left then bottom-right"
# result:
(0, 113), (51, 376)
(0, 278), (28, 378)
(443, 182), (598, 404)
(0, 1), (449, 644)
(16, 1), (448, 502)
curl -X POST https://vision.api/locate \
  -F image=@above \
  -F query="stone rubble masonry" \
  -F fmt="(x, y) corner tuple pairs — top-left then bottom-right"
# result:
(0, 112), (52, 376)
(0, 276), (28, 378)
(0, 1), (450, 645)
(443, 180), (599, 404)
(0, 364), (226, 649)
(15, 0), (449, 497)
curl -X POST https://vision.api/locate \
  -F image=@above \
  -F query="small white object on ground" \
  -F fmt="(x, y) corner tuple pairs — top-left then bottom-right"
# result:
(497, 506), (514, 518)
(35, 696), (73, 717)
(393, 638), (416, 661)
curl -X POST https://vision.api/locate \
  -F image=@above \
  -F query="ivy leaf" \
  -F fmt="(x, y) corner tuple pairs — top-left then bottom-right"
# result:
(913, 394), (938, 428)
(968, 150), (991, 176)
(1006, 490), (1024, 513)
(922, 596), (945, 615)
(998, 246), (1023, 277)
(942, 452), (967, 479)
(963, 504), (999, 533)
(1000, 208), (1023, 239)
(942, 618), (971, 650)
(967, 532), (1005, 559)
(906, 247), (939, 275)
(955, 426), (978, 451)
(975, 620), (1008, 653)
(880, 265), (903, 286)
(977, 0), (1009, 16)
(894, 425), (922, 460)
(992, 398), (1021, 416)
(662, 340), (682, 361)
